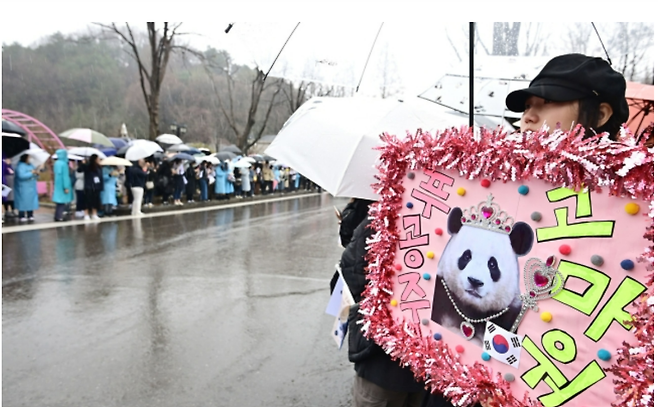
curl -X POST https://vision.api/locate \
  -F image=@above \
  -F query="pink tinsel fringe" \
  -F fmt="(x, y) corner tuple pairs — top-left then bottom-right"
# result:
(361, 124), (654, 407)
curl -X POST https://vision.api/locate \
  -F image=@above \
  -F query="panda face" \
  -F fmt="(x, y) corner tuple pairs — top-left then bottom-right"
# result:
(437, 225), (521, 312)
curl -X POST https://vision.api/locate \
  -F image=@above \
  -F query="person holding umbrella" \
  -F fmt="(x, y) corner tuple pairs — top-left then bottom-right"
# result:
(52, 149), (74, 222)
(172, 158), (185, 206)
(185, 162), (198, 203)
(101, 165), (119, 217)
(3, 155), (17, 220)
(156, 159), (173, 205)
(128, 159), (147, 216)
(144, 161), (156, 208)
(214, 161), (229, 200)
(505, 53), (629, 140)
(80, 154), (104, 221)
(13, 154), (40, 222)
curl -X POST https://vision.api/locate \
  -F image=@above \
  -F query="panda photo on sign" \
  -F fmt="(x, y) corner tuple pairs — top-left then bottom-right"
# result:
(431, 194), (534, 345)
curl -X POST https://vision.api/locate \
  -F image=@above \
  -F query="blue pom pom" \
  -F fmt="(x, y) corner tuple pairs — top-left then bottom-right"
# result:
(518, 185), (529, 195)
(422, 273), (431, 280)
(597, 349), (612, 361)
(433, 333), (442, 341)
(621, 259), (635, 271)
(481, 352), (491, 361)
(406, 202), (414, 209)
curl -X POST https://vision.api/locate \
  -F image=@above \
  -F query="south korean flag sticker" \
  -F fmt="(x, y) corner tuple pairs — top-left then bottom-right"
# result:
(483, 322), (522, 369)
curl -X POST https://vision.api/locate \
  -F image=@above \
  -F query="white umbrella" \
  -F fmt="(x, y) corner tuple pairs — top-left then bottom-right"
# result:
(100, 156), (133, 166)
(156, 133), (184, 145)
(203, 156), (220, 165)
(68, 147), (107, 159)
(52, 152), (85, 161)
(265, 96), (476, 200)
(234, 158), (253, 168)
(125, 140), (163, 161)
(12, 147), (50, 167)
(59, 128), (114, 147)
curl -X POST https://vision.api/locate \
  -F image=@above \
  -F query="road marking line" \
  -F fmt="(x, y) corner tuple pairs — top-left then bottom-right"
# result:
(2, 193), (323, 234)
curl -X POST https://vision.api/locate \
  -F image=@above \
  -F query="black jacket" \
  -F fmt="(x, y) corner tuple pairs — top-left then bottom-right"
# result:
(129, 165), (147, 188)
(79, 163), (104, 192)
(340, 216), (425, 394)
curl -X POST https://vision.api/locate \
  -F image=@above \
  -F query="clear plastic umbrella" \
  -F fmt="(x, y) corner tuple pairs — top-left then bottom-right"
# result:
(68, 147), (108, 159)
(156, 133), (184, 145)
(60, 128), (114, 147)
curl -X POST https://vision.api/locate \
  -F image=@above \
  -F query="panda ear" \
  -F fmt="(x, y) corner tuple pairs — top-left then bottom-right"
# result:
(447, 207), (463, 235)
(509, 222), (534, 256)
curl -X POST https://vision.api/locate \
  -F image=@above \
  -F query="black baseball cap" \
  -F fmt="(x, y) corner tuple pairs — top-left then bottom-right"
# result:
(506, 54), (629, 124)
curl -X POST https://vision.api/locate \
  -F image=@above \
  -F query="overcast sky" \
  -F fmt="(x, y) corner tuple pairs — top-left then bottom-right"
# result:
(0, 3), (654, 98)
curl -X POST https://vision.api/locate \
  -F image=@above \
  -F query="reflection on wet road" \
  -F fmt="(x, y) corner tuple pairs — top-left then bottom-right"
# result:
(3, 194), (354, 407)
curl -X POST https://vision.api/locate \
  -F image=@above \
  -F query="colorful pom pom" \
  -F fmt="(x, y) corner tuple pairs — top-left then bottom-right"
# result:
(597, 349), (612, 361)
(621, 259), (635, 271)
(481, 352), (491, 361)
(591, 255), (604, 267)
(407, 172), (415, 180)
(559, 244), (571, 255)
(390, 299), (398, 306)
(422, 318), (429, 326)
(406, 202), (414, 209)
(433, 333), (442, 341)
(504, 373), (516, 382)
(434, 228), (443, 236)
(427, 251), (435, 259)
(624, 202), (640, 215)
(540, 312), (552, 322)
(394, 264), (402, 271)
(530, 212), (542, 221)
(455, 345), (465, 353)
(456, 187), (466, 196)
(422, 273), (431, 280)
(518, 185), (529, 195)
(480, 179), (491, 188)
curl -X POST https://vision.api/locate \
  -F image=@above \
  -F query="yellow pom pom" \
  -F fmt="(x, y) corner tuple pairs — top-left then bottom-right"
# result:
(540, 312), (552, 322)
(625, 202), (640, 215)
(457, 187), (466, 196)
(427, 251), (435, 259)
(390, 299), (398, 307)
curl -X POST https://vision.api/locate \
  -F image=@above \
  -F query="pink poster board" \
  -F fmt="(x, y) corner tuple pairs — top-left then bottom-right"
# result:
(362, 127), (653, 407)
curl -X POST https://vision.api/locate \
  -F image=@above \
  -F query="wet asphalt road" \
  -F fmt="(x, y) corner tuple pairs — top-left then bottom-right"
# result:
(2, 194), (355, 407)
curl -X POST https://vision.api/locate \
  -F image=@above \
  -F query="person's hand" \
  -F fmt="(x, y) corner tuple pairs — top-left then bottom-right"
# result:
(64, 189), (69, 194)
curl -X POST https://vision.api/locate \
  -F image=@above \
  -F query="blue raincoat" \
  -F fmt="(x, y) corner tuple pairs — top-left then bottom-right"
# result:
(52, 149), (73, 204)
(14, 161), (39, 211)
(101, 167), (118, 206)
(214, 165), (229, 194)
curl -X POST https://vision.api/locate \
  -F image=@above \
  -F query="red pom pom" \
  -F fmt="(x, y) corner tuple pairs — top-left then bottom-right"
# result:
(455, 345), (465, 353)
(480, 179), (491, 188)
(559, 244), (572, 255)
(394, 264), (402, 271)
(434, 228), (443, 236)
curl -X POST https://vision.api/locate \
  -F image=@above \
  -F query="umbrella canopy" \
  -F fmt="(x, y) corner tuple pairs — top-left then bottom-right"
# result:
(203, 156), (220, 165)
(59, 128), (114, 147)
(167, 153), (196, 162)
(233, 158), (253, 168)
(2, 132), (30, 157)
(198, 148), (211, 155)
(167, 143), (193, 152)
(100, 147), (117, 157)
(265, 96), (475, 200)
(213, 151), (237, 161)
(156, 133), (184, 145)
(52, 152), (85, 161)
(12, 146), (50, 167)
(2, 120), (27, 136)
(108, 137), (129, 149)
(100, 156), (133, 167)
(68, 147), (108, 159)
(249, 154), (265, 163)
(220, 145), (242, 154)
(125, 141), (163, 161)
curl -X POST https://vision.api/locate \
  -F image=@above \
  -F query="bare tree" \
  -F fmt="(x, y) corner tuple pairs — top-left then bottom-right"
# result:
(493, 22), (521, 56)
(204, 55), (286, 153)
(606, 22), (654, 83)
(94, 22), (192, 140)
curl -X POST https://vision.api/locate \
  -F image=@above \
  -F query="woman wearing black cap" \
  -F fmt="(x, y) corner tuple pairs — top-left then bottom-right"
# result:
(505, 53), (629, 140)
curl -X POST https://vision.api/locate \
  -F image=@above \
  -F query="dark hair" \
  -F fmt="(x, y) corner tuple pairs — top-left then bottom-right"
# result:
(89, 154), (100, 172)
(577, 97), (623, 141)
(19, 154), (30, 163)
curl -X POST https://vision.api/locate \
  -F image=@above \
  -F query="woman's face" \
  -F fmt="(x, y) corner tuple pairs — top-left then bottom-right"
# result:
(521, 96), (579, 133)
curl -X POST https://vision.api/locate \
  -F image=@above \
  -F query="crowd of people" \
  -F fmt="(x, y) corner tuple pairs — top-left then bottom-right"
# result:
(2, 152), (322, 223)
